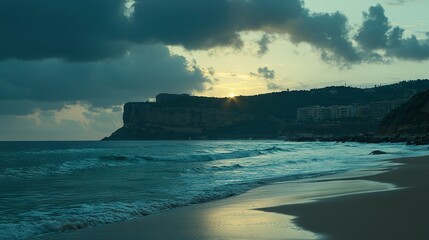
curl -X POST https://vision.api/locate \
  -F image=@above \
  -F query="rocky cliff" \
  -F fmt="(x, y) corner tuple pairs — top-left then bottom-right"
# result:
(122, 102), (255, 129)
(104, 97), (283, 140)
(379, 90), (429, 135)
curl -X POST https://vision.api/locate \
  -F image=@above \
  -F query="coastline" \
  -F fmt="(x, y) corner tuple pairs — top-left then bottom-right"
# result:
(261, 155), (429, 240)
(52, 154), (428, 240)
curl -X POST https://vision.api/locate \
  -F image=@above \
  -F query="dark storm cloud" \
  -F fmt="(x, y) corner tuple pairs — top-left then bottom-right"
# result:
(0, 0), (130, 61)
(0, 100), (64, 116)
(387, 28), (429, 60)
(289, 11), (360, 64)
(130, 0), (307, 50)
(128, 0), (361, 63)
(0, 45), (210, 115)
(355, 4), (429, 61)
(355, 5), (390, 51)
(0, 0), (359, 63)
(2, 0), (427, 64)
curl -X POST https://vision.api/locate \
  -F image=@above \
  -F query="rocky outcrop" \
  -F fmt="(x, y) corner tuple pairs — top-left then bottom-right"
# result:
(369, 150), (388, 155)
(104, 100), (282, 140)
(379, 90), (429, 135)
(122, 102), (255, 129)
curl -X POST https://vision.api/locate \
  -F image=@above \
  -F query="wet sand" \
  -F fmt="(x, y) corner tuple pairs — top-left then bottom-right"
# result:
(56, 155), (428, 240)
(261, 155), (429, 240)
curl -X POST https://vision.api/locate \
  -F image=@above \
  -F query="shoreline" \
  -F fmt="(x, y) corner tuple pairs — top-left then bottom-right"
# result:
(260, 155), (429, 240)
(52, 155), (423, 240)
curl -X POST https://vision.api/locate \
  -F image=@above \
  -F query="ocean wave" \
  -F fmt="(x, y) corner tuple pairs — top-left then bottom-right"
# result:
(0, 201), (163, 240)
(3, 196), (233, 240)
(21, 148), (103, 155)
(99, 155), (129, 161)
(261, 146), (290, 152)
(0, 181), (257, 239)
(0, 168), (344, 240)
(0, 158), (134, 180)
(183, 164), (244, 174)
(136, 146), (290, 163)
(1, 146), (290, 180)
(211, 163), (243, 171)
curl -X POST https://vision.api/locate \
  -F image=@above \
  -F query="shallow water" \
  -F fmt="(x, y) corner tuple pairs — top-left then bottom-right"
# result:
(0, 140), (426, 239)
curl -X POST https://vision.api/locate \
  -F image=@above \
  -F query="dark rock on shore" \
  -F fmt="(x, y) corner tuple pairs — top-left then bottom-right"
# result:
(369, 150), (388, 155)
(285, 133), (429, 145)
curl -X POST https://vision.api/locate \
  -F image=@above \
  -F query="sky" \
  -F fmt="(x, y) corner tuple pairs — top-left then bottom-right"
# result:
(0, 0), (428, 140)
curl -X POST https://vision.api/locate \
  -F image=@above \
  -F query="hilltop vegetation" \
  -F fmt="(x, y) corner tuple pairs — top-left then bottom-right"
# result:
(155, 79), (429, 120)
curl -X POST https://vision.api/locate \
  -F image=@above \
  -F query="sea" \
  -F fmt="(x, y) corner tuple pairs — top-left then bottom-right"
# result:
(0, 140), (427, 239)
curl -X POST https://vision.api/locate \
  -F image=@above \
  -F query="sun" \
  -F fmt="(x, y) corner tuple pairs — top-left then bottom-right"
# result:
(229, 93), (235, 98)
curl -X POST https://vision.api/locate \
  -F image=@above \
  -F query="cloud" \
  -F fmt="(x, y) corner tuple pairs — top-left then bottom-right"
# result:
(288, 11), (361, 64)
(0, 0), (428, 70)
(0, 105), (123, 140)
(355, 4), (429, 61)
(251, 67), (282, 90)
(386, 28), (429, 60)
(386, 0), (415, 6)
(266, 82), (282, 91)
(54, 104), (91, 127)
(0, 44), (211, 115)
(0, 0), (365, 64)
(355, 5), (390, 51)
(0, 0), (131, 61)
(252, 67), (276, 80)
(108, 0), (361, 63)
(1, 0), (428, 64)
(257, 34), (275, 56)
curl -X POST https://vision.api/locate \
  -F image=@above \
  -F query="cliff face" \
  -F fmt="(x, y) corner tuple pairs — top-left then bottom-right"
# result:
(123, 102), (255, 129)
(379, 90), (429, 134)
(105, 101), (273, 140)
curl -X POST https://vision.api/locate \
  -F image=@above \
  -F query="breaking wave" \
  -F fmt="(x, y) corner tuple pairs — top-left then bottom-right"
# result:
(0, 146), (288, 180)
(0, 170), (340, 240)
(136, 146), (290, 163)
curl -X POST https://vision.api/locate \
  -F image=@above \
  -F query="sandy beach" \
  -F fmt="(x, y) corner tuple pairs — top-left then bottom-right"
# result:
(56, 155), (429, 240)
(262, 155), (429, 240)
